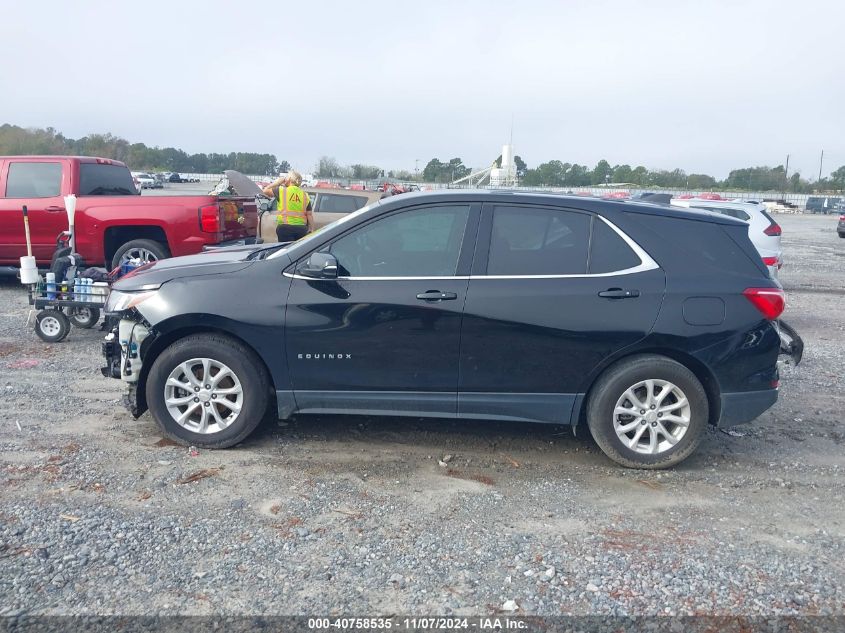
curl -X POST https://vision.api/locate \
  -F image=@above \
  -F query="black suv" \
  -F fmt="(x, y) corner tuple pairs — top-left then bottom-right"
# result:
(103, 191), (788, 468)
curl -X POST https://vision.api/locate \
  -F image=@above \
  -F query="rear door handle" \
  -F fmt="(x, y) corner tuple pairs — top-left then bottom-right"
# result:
(416, 290), (458, 301)
(45, 206), (63, 213)
(598, 288), (640, 299)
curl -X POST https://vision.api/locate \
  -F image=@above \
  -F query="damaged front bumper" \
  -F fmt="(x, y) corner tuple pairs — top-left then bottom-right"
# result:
(101, 317), (152, 418)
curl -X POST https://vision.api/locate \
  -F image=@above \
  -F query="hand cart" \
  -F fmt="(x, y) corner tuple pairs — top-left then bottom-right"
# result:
(27, 281), (108, 343)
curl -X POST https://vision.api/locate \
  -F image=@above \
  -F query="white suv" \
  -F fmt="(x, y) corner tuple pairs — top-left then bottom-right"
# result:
(671, 199), (782, 277)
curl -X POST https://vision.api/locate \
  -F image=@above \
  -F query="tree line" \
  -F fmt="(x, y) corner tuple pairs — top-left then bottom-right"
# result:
(0, 124), (286, 175)
(4, 124), (844, 192)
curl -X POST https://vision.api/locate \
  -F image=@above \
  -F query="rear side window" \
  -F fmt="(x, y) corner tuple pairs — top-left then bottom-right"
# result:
(5, 162), (62, 197)
(319, 194), (367, 214)
(588, 218), (641, 273)
(79, 164), (138, 195)
(487, 206), (590, 275)
(629, 213), (764, 276)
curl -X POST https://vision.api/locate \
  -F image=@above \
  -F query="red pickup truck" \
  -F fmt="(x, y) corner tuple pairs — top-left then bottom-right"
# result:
(0, 156), (258, 269)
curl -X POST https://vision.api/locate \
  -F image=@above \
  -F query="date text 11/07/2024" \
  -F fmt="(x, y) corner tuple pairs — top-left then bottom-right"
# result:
(307, 617), (529, 630)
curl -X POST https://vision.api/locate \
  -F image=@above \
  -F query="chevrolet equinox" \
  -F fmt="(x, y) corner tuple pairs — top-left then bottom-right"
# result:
(102, 191), (788, 468)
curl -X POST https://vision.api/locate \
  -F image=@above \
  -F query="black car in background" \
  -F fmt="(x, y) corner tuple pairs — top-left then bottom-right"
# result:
(103, 191), (788, 468)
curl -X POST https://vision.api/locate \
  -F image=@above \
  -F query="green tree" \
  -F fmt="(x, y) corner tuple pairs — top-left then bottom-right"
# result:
(317, 156), (341, 178)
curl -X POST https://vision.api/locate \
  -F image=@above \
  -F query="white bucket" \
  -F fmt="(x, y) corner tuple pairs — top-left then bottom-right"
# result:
(19, 256), (39, 285)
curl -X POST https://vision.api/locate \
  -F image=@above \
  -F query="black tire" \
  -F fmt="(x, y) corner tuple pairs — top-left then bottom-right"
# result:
(145, 334), (270, 448)
(35, 310), (71, 343)
(70, 306), (100, 329)
(110, 239), (170, 269)
(586, 355), (709, 469)
(838, 232), (845, 239)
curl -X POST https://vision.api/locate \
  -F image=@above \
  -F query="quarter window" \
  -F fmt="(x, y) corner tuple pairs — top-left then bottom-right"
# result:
(6, 162), (62, 198)
(327, 205), (470, 277)
(588, 218), (642, 273)
(487, 206), (590, 275)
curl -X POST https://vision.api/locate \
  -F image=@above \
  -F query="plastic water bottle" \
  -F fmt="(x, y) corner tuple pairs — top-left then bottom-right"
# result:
(85, 278), (93, 302)
(74, 278), (82, 302)
(45, 272), (56, 300)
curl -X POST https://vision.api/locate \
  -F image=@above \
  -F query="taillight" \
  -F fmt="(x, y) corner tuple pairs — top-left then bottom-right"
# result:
(743, 288), (785, 320)
(763, 222), (781, 236)
(761, 256), (778, 267)
(199, 204), (221, 233)
(840, 214), (845, 222)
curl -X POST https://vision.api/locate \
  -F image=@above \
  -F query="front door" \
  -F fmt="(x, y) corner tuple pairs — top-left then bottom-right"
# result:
(285, 202), (480, 417)
(458, 204), (666, 424)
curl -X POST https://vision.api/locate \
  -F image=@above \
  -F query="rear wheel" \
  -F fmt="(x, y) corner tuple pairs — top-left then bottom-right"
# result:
(587, 355), (709, 469)
(146, 334), (270, 448)
(70, 306), (100, 329)
(111, 239), (170, 269)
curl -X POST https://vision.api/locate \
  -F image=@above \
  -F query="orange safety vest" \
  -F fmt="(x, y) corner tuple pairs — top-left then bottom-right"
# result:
(277, 186), (310, 226)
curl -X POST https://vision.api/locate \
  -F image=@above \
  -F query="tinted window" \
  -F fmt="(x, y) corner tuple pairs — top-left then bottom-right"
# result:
(6, 162), (62, 197)
(487, 206), (589, 275)
(79, 164), (138, 195)
(327, 205), (470, 277)
(630, 214), (763, 276)
(589, 218), (642, 273)
(319, 194), (367, 214)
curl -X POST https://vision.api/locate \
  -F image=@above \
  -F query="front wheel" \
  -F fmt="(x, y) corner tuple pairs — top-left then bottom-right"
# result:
(35, 310), (71, 343)
(146, 334), (270, 448)
(587, 355), (709, 469)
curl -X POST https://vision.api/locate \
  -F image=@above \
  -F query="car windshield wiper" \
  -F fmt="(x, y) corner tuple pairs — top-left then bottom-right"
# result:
(246, 244), (286, 260)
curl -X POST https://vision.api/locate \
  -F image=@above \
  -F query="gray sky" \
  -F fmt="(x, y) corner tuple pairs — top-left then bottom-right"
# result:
(1, 0), (843, 178)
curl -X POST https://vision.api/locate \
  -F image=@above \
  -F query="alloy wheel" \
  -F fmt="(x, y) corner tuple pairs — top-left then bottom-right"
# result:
(164, 358), (244, 434)
(613, 379), (691, 454)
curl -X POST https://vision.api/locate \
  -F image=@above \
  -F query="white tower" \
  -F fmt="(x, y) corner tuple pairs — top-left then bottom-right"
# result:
(490, 144), (517, 187)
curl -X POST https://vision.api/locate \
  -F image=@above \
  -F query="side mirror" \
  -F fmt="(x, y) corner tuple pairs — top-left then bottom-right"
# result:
(258, 197), (274, 212)
(300, 252), (338, 279)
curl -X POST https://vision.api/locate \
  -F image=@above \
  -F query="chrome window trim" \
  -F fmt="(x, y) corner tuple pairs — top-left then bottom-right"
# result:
(285, 215), (659, 281)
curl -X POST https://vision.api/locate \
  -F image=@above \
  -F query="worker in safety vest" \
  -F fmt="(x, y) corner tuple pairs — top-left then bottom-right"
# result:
(262, 170), (314, 243)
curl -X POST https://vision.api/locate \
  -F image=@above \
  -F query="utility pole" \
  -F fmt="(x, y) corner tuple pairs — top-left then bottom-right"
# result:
(415, 159), (420, 181)
(784, 154), (790, 195)
(818, 150), (824, 184)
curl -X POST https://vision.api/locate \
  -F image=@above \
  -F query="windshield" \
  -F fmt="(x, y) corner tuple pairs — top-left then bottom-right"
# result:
(266, 200), (381, 259)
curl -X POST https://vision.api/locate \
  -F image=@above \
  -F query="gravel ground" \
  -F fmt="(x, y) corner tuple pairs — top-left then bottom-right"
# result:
(0, 213), (843, 617)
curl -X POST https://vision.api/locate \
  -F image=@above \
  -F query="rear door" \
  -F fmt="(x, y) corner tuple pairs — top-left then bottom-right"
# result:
(0, 159), (67, 263)
(312, 192), (371, 229)
(457, 204), (666, 424)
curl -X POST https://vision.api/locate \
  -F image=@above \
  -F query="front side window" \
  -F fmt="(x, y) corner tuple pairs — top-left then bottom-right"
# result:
(5, 162), (62, 198)
(487, 206), (590, 275)
(327, 205), (470, 277)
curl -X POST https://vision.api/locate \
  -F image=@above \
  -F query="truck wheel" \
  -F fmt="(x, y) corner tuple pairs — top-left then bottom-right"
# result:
(586, 355), (708, 469)
(35, 310), (71, 343)
(70, 307), (100, 329)
(146, 334), (270, 448)
(111, 239), (170, 269)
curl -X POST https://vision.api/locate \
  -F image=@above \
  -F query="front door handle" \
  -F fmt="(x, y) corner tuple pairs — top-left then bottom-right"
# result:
(416, 290), (458, 301)
(598, 288), (640, 299)
(45, 206), (63, 213)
